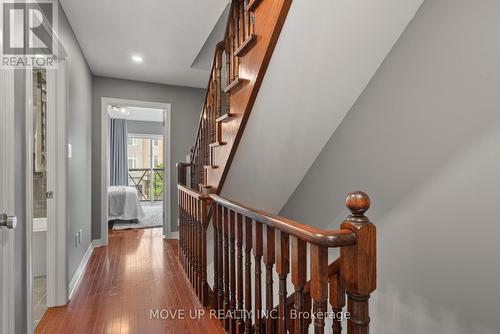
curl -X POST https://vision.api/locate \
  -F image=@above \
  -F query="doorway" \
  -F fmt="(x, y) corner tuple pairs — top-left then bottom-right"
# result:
(100, 98), (173, 245)
(26, 61), (69, 334)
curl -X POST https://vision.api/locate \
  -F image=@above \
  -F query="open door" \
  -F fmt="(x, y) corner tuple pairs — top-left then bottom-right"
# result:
(0, 69), (16, 334)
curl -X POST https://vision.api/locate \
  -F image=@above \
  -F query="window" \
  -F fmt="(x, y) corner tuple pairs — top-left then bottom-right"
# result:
(152, 139), (159, 146)
(128, 137), (138, 146)
(128, 156), (138, 169)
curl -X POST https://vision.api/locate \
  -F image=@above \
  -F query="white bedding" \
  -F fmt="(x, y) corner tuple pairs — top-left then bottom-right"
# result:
(108, 186), (145, 221)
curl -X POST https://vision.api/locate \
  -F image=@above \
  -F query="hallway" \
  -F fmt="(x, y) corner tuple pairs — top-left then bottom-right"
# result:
(35, 229), (224, 334)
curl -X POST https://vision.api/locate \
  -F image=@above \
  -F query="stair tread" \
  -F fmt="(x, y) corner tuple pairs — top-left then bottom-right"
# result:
(216, 113), (236, 123)
(234, 34), (257, 57)
(224, 77), (243, 93)
(209, 141), (227, 148)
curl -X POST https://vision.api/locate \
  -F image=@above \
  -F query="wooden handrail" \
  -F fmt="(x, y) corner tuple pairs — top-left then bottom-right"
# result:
(177, 184), (210, 200)
(210, 194), (356, 248)
(178, 184), (356, 247)
(178, 179), (377, 333)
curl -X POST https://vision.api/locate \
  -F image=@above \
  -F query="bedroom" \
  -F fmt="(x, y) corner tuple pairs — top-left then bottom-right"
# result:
(105, 101), (170, 235)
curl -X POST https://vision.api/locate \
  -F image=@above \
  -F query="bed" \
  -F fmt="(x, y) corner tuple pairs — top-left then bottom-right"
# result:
(108, 186), (145, 222)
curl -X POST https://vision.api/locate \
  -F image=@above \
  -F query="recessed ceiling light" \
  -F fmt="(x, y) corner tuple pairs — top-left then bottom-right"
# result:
(131, 55), (143, 63)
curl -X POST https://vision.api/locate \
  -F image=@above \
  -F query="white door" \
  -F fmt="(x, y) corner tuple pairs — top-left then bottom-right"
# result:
(0, 69), (17, 333)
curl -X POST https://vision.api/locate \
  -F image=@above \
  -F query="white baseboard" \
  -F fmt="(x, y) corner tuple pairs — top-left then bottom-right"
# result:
(68, 243), (93, 300)
(92, 239), (106, 248)
(164, 231), (179, 240)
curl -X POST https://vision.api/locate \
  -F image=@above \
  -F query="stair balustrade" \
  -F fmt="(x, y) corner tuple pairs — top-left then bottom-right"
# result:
(178, 169), (376, 334)
(188, 0), (292, 192)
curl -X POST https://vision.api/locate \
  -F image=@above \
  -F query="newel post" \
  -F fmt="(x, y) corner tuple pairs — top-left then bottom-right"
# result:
(340, 192), (376, 334)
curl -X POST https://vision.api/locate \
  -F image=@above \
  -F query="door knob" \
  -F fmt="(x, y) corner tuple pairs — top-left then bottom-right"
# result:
(0, 213), (17, 229)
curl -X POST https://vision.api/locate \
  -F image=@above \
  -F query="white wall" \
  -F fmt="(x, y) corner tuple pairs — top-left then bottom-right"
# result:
(222, 0), (423, 213)
(280, 0), (500, 332)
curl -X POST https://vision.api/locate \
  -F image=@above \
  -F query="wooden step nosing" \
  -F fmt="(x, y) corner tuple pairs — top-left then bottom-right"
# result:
(209, 141), (227, 148)
(224, 77), (243, 93)
(234, 34), (257, 57)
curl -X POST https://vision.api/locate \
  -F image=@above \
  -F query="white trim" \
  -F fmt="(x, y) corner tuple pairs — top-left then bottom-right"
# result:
(26, 63), (69, 333)
(25, 68), (34, 334)
(92, 239), (106, 248)
(101, 98), (174, 245)
(46, 63), (69, 307)
(68, 243), (94, 300)
(0, 68), (16, 334)
(163, 108), (174, 239)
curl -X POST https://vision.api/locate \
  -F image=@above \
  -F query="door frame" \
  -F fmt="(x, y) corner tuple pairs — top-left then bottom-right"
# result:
(100, 97), (173, 246)
(0, 68), (16, 334)
(25, 61), (68, 332)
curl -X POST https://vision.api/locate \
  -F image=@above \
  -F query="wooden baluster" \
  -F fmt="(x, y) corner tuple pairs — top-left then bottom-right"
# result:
(216, 46), (223, 119)
(239, 0), (245, 43)
(229, 210), (237, 332)
(310, 245), (328, 334)
(179, 190), (183, 268)
(330, 273), (345, 334)
(276, 231), (289, 334)
(223, 207), (231, 330)
(189, 196), (193, 280)
(340, 192), (376, 334)
(243, 217), (253, 334)
(193, 197), (198, 290)
(225, 48), (232, 114)
(253, 220), (263, 333)
(244, 0), (251, 39)
(184, 192), (187, 269)
(217, 204), (225, 314)
(198, 199), (203, 299)
(236, 213), (245, 333)
(249, 10), (255, 35)
(213, 201), (220, 311)
(186, 196), (192, 282)
(228, 24), (234, 82)
(263, 225), (275, 334)
(200, 199), (209, 306)
(196, 199), (202, 294)
(291, 237), (307, 334)
(232, 5), (239, 80)
(233, 3), (240, 50)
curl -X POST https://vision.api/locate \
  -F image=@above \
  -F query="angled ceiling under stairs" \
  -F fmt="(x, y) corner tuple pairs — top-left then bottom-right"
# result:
(221, 0), (424, 213)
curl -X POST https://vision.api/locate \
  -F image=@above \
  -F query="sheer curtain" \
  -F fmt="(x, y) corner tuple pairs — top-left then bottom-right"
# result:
(109, 118), (128, 186)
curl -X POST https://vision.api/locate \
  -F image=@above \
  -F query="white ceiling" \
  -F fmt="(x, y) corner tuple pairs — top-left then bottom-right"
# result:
(108, 106), (164, 122)
(60, 0), (229, 88)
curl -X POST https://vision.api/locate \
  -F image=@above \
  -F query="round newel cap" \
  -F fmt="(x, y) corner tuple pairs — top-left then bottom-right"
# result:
(346, 191), (370, 216)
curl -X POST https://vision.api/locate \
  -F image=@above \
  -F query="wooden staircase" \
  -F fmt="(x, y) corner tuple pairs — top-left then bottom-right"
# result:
(179, 1), (377, 333)
(189, 0), (292, 193)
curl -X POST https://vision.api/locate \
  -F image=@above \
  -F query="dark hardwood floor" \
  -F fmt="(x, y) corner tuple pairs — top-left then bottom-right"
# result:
(35, 228), (224, 334)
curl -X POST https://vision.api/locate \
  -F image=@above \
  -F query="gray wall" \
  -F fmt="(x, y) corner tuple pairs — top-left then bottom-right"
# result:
(58, 4), (94, 283)
(127, 120), (163, 136)
(92, 77), (204, 238)
(280, 0), (500, 333)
